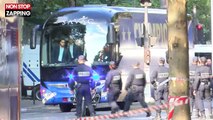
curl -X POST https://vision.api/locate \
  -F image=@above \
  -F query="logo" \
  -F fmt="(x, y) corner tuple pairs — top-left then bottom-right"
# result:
(5, 3), (31, 17)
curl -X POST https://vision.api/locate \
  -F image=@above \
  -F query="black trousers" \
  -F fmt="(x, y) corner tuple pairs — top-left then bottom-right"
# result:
(124, 90), (148, 111)
(196, 83), (212, 113)
(107, 88), (120, 113)
(76, 84), (94, 117)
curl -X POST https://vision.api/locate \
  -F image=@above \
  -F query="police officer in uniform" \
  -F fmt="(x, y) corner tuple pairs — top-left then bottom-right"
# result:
(193, 57), (212, 119)
(123, 62), (151, 117)
(150, 57), (169, 120)
(104, 61), (122, 114)
(69, 55), (95, 118)
(189, 57), (199, 117)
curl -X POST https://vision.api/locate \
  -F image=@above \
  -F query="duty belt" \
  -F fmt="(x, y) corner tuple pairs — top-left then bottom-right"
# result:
(132, 84), (143, 86)
(200, 80), (209, 84)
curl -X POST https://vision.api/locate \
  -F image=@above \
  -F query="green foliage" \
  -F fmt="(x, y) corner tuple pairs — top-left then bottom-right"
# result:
(187, 0), (211, 42)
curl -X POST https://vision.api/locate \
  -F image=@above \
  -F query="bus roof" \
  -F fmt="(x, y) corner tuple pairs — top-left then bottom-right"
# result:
(44, 6), (167, 29)
(57, 6), (167, 15)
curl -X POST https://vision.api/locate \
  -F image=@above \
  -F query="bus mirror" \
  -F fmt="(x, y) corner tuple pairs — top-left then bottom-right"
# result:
(30, 25), (41, 49)
(107, 23), (116, 44)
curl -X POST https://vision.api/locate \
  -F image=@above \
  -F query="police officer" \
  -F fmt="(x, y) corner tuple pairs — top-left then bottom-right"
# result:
(123, 62), (151, 117)
(104, 61), (122, 114)
(150, 57), (169, 120)
(189, 57), (199, 117)
(193, 57), (212, 119)
(69, 55), (95, 118)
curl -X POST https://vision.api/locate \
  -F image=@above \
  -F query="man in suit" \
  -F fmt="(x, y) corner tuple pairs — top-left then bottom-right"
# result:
(52, 39), (71, 63)
(68, 39), (75, 61)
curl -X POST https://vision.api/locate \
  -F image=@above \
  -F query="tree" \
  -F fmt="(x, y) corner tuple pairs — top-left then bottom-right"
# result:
(187, 0), (211, 43)
(168, 0), (190, 119)
(67, 0), (76, 6)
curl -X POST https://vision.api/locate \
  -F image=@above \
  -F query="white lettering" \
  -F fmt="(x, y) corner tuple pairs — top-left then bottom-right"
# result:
(201, 73), (210, 78)
(135, 74), (144, 79)
(78, 71), (90, 77)
(113, 75), (121, 81)
(189, 71), (195, 76)
(158, 73), (169, 78)
(5, 10), (31, 17)
(5, 4), (17, 9)
(60, 16), (95, 25)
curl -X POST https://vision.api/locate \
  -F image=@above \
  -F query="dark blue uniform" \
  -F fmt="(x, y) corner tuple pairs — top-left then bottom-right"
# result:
(189, 60), (198, 115)
(70, 63), (95, 117)
(123, 66), (151, 117)
(193, 61), (212, 119)
(150, 58), (169, 119)
(104, 66), (122, 114)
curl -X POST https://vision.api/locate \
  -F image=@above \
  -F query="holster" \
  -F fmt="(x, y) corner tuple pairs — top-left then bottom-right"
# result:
(130, 85), (137, 92)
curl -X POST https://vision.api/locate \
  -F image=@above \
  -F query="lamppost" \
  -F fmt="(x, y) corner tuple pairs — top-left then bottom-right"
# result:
(140, 0), (153, 102)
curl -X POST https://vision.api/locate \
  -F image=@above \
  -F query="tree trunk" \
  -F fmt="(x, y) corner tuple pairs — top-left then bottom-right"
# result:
(168, 0), (190, 120)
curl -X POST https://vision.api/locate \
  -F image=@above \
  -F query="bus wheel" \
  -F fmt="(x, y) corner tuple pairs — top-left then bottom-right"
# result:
(59, 103), (73, 112)
(32, 86), (41, 101)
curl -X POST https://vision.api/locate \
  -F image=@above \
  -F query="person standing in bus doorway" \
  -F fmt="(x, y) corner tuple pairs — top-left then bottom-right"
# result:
(52, 39), (71, 63)
(150, 57), (169, 120)
(69, 55), (95, 118)
(68, 39), (76, 61)
(104, 61), (122, 114)
(193, 57), (212, 119)
(123, 62), (151, 117)
(189, 57), (199, 117)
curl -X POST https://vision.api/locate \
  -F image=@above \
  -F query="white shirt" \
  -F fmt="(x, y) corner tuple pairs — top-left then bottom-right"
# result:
(58, 46), (64, 62)
(69, 44), (74, 58)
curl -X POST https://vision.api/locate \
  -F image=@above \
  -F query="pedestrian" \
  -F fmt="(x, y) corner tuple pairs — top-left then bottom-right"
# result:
(189, 57), (199, 117)
(150, 57), (169, 120)
(193, 56), (212, 119)
(123, 62), (151, 117)
(104, 61), (122, 114)
(69, 55), (95, 118)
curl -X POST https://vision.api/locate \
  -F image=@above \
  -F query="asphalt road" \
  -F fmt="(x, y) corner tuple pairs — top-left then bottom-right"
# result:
(21, 99), (213, 120)
(21, 99), (160, 120)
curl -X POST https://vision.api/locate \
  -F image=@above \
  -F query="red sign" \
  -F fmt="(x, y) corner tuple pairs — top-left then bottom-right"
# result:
(5, 3), (31, 17)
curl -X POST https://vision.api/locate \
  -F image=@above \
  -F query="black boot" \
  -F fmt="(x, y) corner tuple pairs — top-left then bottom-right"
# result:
(200, 111), (206, 119)
(146, 111), (151, 117)
(155, 112), (161, 120)
(193, 109), (200, 118)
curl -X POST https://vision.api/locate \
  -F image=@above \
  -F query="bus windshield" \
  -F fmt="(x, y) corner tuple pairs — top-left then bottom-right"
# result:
(41, 15), (111, 67)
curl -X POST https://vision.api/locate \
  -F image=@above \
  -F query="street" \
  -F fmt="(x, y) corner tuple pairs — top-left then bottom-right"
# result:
(21, 99), (213, 120)
(21, 99), (161, 120)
